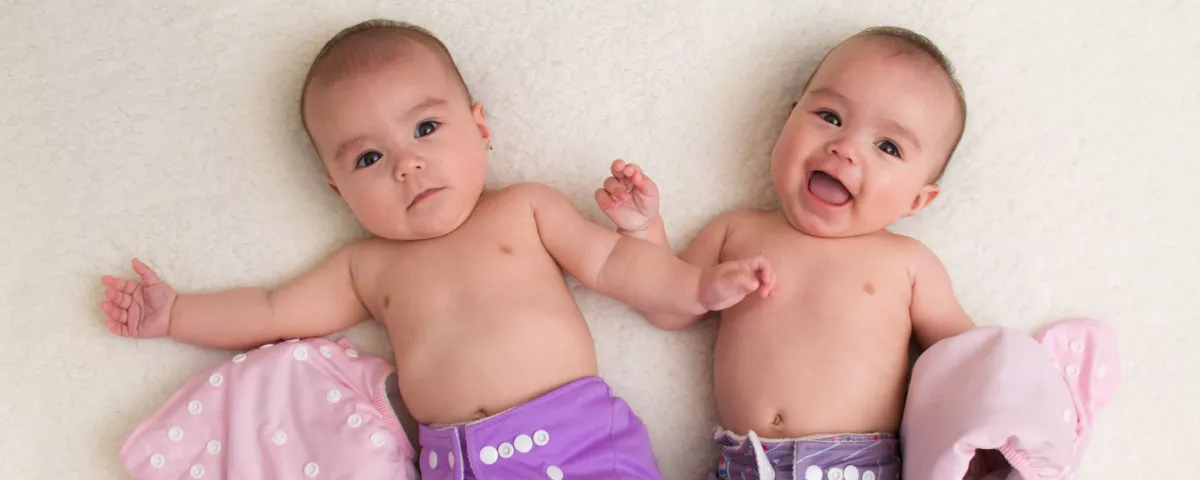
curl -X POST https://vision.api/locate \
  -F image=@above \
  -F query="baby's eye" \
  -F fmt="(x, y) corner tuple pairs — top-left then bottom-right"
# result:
(355, 150), (383, 169)
(415, 120), (440, 138)
(817, 110), (842, 127)
(875, 140), (901, 158)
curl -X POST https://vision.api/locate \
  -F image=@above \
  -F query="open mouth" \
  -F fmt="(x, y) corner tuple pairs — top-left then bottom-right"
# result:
(407, 188), (444, 210)
(807, 171), (852, 206)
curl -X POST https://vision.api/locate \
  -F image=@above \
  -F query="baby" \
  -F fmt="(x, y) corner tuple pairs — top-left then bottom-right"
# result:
(597, 27), (976, 479)
(101, 19), (775, 480)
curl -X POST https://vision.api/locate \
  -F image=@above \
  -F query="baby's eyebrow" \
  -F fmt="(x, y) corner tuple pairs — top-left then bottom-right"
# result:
(403, 97), (448, 118)
(806, 87), (850, 104)
(334, 135), (369, 162)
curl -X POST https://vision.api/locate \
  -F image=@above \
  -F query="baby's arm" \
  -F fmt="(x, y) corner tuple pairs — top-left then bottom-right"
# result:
(638, 216), (734, 330)
(908, 243), (976, 349)
(521, 183), (774, 316)
(100, 248), (369, 350)
(595, 160), (738, 330)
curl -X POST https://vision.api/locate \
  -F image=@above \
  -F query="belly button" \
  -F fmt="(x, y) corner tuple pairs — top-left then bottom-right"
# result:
(771, 414), (784, 427)
(471, 410), (487, 421)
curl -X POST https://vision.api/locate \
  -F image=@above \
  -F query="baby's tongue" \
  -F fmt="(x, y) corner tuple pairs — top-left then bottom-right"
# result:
(808, 171), (851, 205)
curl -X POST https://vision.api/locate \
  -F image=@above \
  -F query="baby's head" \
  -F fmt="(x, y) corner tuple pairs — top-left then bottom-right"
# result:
(771, 27), (966, 238)
(301, 19), (491, 240)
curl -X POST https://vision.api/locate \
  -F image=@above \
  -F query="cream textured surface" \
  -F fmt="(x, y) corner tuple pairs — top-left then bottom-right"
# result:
(2, 0), (1197, 478)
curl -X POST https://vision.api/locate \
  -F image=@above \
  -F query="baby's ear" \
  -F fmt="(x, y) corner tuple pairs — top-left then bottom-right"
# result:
(472, 102), (492, 144)
(905, 183), (941, 217)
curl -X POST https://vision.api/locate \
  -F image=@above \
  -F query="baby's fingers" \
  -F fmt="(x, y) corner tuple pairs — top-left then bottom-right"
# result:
(105, 288), (133, 309)
(630, 170), (658, 197)
(105, 319), (136, 337)
(610, 159), (629, 178)
(595, 188), (618, 211)
(100, 301), (129, 323)
(102, 275), (138, 294)
(750, 258), (778, 297)
(603, 176), (628, 195)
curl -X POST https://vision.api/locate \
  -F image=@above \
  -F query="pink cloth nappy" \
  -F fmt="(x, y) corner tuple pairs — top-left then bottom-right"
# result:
(119, 337), (418, 479)
(901, 319), (1120, 479)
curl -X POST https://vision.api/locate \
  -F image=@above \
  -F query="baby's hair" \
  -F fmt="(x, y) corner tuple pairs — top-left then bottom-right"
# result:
(299, 19), (471, 137)
(803, 26), (967, 182)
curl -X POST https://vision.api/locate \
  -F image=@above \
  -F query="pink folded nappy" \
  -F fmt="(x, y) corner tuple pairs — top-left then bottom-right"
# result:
(901, 319), (1120, 479)
(119, 337), (417, 479)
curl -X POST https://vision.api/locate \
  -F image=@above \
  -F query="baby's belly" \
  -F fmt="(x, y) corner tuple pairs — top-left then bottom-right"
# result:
(389, 303), (599, 425)
(713, 309), (912, 438)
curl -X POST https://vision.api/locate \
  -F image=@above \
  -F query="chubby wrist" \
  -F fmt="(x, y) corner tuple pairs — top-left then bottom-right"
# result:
(165, 293), (183, 339)
(617, 215), (662, 235)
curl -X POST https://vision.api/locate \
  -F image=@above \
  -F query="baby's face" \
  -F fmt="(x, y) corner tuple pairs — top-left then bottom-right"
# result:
(305, 47), (490, 240)
(771, 36), (960, 238)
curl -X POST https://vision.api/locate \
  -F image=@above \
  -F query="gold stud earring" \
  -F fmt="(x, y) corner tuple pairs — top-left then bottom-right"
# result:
(488, 143), (495, 151)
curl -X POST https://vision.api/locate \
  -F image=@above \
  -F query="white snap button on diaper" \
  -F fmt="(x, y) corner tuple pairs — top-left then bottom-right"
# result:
(534, 429), (550, 446)
(429, 450), (438, 469)
(232, 353), (246, 363)
(844, 465), (859, 480)
(272, 430), (287, 446)
(208, 373), (223, 387)
(370, 432), (385, 447)
(827, 467), (843, 480)
(326, 388), (342, 403)
(448, 451), (455, 468)
(345, 348), (359, 358)
(187, 400), (202, 414)
(499, 442), (514, 458)
(862, 471), (876, 480)
(304, 462), (319, 477)
(1065, 364), (1080, 377)
(515, 434), (533, 453)
(347, 413), (363, 428)
(320, 346), (333, 357)
(804, 465), (823, 480)
(207, 440), (221, 455)
(189, 464), (204, 478)
(546, 465), (564, 480)
(168, 427), (183, 442)
(293, 347), (308, 361)
(149, 454), (165, 468)
(480, 445), (499, 465)
(1069, 340), (1084, 353)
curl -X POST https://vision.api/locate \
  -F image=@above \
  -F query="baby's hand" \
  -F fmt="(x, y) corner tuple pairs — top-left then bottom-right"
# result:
(100, 258), (177, 338)
(595, 159), (660, 233)
(698, 256), (777, 312)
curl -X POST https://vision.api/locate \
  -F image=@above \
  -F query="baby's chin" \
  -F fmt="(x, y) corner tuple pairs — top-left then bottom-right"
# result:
(781, 205), (892, 239)
(363, 213), (470, 241)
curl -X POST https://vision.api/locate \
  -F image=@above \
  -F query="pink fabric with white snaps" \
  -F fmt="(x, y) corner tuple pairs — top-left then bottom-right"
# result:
(902, 320), (1120, 479)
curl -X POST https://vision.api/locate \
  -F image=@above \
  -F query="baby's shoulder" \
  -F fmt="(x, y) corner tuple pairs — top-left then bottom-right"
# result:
(871, 232), (947, 276)
(482, 182), (568, 212)
(872, 231), (934, 257)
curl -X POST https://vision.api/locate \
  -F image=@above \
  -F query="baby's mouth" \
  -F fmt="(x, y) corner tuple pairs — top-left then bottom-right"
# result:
(807, 171), (852, 206)
(408, 188), (444, 210)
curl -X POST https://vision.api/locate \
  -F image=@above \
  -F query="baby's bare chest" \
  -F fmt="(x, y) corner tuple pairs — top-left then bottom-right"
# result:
(356, 213), (566, 319)
(722, 230), (914, 322)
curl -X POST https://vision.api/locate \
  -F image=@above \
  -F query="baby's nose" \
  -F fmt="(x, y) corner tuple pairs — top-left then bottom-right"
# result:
(393, 155), (426, 181)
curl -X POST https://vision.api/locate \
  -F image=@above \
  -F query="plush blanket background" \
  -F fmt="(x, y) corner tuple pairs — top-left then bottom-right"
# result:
(3, 0), (1197, 478)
